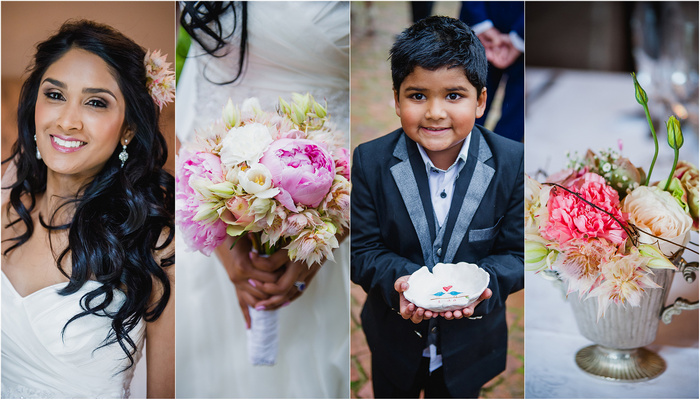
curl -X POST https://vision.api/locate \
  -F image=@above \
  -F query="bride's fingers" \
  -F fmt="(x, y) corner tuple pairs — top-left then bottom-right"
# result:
(253, 285), (298, 310)
(248, 248), (289, 273)
(236, 286), (265, 307)
(242, 264), (281, 283)
(236, 293), (252, 330)
(255, 261), (305, 295)
(239, 280), (271, 300)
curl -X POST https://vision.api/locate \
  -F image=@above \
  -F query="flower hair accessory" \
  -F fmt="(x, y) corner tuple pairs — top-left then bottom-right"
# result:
(144, 49), (175, 110)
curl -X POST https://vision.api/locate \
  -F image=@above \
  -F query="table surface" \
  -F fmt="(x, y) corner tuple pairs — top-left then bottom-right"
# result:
(525, 68), (699, 399)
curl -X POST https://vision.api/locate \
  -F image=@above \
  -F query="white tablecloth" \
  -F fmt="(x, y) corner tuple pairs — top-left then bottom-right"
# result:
(525, 68), (699, 398)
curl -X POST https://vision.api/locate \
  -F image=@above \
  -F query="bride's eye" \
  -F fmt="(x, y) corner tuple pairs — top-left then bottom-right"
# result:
(86, 98), (108, 108)
(44, 91), (65, 101)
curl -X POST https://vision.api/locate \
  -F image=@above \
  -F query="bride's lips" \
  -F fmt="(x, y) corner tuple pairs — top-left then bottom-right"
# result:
(50, 134), (87, 153)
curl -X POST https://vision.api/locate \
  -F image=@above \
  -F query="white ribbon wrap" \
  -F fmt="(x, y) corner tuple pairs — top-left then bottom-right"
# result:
(246, 307), (279, 366)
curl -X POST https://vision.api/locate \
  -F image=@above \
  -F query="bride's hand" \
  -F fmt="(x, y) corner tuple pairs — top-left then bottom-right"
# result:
(215, 234), (283, 326)
(248, 259), (322, 311)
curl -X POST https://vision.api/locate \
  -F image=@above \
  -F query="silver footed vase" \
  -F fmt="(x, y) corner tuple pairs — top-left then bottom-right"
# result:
(567, 254), (698, 381)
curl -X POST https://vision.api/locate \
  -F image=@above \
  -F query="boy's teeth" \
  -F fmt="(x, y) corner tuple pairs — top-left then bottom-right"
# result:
(53, 136), (86, 148)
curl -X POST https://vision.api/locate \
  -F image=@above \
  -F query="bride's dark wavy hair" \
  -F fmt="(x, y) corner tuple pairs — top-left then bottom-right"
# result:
(179, 1), (248, 84)
(1, 20), (174, 368)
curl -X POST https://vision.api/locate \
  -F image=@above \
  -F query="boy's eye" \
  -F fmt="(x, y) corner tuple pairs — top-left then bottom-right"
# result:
(44, 91), (64, 101)
(409, 93), (426, 100)
(86, 99), (107, 108)
(446, 93), (462, 100)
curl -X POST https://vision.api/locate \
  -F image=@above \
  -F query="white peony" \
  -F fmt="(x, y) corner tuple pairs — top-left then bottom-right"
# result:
(219, 123), (273, 167)
(237, 163), (279, 199)
(622, 185), (693, 256)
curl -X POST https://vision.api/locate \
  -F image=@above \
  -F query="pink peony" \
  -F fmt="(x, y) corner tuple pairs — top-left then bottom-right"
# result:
(259, 138), (335, 211)
(175, 149), (228, 255)
(542, 173), (627, 246)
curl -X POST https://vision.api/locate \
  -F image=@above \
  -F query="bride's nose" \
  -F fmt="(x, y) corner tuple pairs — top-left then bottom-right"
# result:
(56, 102), (83, 131)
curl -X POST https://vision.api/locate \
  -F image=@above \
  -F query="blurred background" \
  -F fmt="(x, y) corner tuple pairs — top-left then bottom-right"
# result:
(525, 2), (698, 398)
(1, 1), (176, 176)
(350, 1), (524, 398)
(0, 2), (176, 397)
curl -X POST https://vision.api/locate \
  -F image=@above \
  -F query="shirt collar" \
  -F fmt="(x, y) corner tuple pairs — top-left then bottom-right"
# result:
(416, 131), (472, 173)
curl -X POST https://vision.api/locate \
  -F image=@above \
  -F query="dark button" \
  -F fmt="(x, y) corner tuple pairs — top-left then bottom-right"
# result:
(431, 327), (437, 333)
(440, 190), (447, 198)
(437, 248), (442, 256)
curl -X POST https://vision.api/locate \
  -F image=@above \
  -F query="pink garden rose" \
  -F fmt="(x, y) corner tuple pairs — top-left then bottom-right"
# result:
(259, 138), (335, 211)
(175, 149), (228, 255)
(541, 172), (627, 246)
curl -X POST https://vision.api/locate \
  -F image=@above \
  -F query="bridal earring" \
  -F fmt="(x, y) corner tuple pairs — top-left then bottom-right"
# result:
(119, 139), (129, 168)
(34, 135), (41, 160)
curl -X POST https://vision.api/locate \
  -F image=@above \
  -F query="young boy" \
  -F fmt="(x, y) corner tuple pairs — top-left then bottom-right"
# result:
(351, 16), (524, 398)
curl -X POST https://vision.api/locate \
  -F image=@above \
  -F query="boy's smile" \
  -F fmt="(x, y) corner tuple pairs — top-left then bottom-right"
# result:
(394, 66), (486, 169)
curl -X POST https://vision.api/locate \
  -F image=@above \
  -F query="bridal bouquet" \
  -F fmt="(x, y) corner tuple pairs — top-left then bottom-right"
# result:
(526, 74), (698, 319)
(176, 93), (350, 364)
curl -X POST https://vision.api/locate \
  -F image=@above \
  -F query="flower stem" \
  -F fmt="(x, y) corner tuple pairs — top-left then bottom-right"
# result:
(642, 104), (658, 186)
(665, 146), (679, 191)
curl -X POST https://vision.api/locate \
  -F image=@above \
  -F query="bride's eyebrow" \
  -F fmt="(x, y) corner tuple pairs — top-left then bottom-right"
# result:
(83, 87), (117, 100)
(41, 77), (117, 101)
(41, 77), (65, 88)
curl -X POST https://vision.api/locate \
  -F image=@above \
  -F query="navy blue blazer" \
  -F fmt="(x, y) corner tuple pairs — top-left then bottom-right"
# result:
(351, 125), (524, 395)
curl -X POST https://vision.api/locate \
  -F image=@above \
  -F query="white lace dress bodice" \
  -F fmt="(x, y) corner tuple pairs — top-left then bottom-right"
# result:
(1, 272), (145, 399)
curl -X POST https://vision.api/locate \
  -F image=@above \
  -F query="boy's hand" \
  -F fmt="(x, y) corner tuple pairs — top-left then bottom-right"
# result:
(439, 288), (493, 320)
(394, 276), (437, 324)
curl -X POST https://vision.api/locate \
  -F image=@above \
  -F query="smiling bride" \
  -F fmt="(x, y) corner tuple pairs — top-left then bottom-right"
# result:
(1, 20), (175, 398)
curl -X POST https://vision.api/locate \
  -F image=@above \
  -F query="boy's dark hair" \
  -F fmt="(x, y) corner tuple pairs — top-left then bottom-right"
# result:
(390, 16), (487, 95)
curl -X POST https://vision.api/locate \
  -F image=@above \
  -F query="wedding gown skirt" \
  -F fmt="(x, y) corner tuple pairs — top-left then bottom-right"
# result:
(1, 271), (145, 398)
(175, 2), (350, 398)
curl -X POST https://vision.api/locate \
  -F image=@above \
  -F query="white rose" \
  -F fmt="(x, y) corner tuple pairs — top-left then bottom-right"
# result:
(237, 163), (279, 199)
(622, 185), (693, 256)
(219, 123), (273, 167)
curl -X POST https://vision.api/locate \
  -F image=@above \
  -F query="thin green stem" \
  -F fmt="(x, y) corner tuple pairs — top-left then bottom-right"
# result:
(665, 146), (679, 191)
(642, 104), (658, 186)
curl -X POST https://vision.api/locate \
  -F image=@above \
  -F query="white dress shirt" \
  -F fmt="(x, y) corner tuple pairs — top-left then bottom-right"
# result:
(415, 133), (472, 372)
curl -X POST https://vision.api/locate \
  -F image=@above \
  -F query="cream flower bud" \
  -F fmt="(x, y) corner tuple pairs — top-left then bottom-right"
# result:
(222, 98), (240, 130)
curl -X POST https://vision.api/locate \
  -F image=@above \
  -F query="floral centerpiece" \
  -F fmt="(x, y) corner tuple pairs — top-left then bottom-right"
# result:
(176, 93), (350, 365)
(526, 74), (698, 320)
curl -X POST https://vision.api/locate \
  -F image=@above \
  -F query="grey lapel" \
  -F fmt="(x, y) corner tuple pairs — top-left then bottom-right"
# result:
(390, 134), (435, 267)
(443, 130), (495, 263)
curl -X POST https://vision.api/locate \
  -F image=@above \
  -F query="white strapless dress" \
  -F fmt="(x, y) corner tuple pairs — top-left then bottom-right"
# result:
(175, 1), (349, 398)
(1, 271), (145, 399)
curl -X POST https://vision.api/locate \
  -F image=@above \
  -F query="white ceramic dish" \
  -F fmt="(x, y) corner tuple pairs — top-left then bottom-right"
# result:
(403, 262), (490, 312)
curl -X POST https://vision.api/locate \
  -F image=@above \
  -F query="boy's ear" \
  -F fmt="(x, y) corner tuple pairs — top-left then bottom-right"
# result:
(393, 89), (401, 118)
(476, 87), (487, 119)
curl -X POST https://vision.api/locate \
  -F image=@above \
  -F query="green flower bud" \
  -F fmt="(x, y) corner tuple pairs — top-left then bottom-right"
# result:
(631, 73), (648, 105)
(278, 97), (291, 116)
(313, 100), (327, 118)
(666, 115), (683, 150)
(208, 181), (235, 198)
(638, 244), (676, 270)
